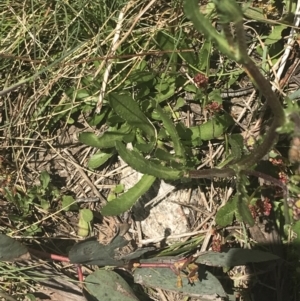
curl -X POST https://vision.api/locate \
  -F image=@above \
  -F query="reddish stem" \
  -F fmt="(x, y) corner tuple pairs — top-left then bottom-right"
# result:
(29, 248), (70, 262)
(77, 264), (84, 283)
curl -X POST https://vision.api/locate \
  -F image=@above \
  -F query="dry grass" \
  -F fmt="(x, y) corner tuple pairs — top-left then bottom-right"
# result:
(0, 0), (298, 300)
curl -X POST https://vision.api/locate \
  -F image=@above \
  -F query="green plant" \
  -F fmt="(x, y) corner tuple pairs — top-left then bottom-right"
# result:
(78, 0), (299, 228)
(0, 233), (282, 301)
(5, 171), (60, 235)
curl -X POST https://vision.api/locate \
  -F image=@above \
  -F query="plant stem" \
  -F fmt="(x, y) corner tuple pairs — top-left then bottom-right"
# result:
(187, 1), (285, 179)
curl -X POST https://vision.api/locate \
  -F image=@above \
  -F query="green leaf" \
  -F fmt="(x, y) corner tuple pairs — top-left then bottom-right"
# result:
(88, 150), (115, 169)
(88, 107), (109, 126)
(173, 97), (185, 111)
(292, 221), (300, 244)
(112, 184), (124, 194)
(78, 219), (89, 237)
(199, 40), (211, 71)
(156, 31), (176, 52)
(155, 148), (179, 163)
(155, 79), (176, 102)
(84, 270), (139, 301)
(40, 171), (50, 189)
(108, 92), (155, 137)
(101, 174), (156, 216)
(134, 266), (226, 298)
(115, 141), (183, 180)
(40, 199), (50, 210)
(79, 130), (133, 149)
(215, 197), (236, 227)
(154, 102), (186, 164)
(80, 209), (93, 223)
(236, 195), (255, 226)
(228, 134), (244, 160)
(265, 25), (287, 45)
(195, 248), (280, 266)
(242, 3), (289, 25)
(0, 234), (29, 261)
(128, 70), (155, 84)
(75, 89), (90, 100)
(183, 0), (238, 61)
(177, 113), (234, 144)
(61, 195), (78, 211)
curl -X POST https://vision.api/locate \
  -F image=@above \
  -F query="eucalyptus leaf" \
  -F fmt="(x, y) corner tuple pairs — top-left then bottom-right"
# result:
(69, 236), (129, 266)
(0, 234), (29, 262)
(84, 270), (139, 301)
(134, 266), (226, 300)
(195, 248), (280, 266)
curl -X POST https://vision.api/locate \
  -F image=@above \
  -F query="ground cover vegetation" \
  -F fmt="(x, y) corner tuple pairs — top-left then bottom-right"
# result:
(0, 0), (300, 300)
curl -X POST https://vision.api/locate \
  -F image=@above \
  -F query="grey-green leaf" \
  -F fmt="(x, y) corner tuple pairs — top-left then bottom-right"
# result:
(195, 248), (280, 266)
(101, 174), (156, 216)
(69, 236), (129, 266)
(0, 234), (29, 261)
(84, 270), (139, 301)
(134, 266), (226, 299)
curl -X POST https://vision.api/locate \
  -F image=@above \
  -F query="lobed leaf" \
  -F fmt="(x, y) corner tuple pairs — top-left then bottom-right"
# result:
(115, 141), (183, 180)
